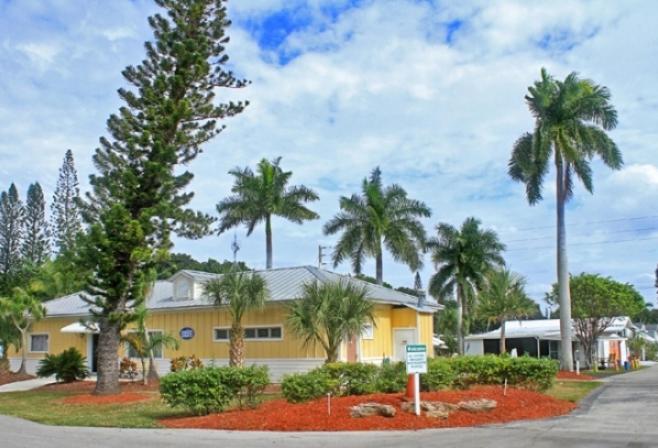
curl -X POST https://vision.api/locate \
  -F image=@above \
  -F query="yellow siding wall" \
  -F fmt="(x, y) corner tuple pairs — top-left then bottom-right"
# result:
(360, 305), (392, 359)
(418, 313), (434, 357)
(135, 303), (325, 360)
(391, 307), (416, 328)
(11, 317), (86, 359)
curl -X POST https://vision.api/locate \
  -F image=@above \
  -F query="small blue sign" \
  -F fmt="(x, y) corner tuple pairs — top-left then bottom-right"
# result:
(179, 327), (195, 340)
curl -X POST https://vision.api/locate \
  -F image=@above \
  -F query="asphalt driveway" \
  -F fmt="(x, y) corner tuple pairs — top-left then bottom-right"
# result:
(2, 365), (657, 448)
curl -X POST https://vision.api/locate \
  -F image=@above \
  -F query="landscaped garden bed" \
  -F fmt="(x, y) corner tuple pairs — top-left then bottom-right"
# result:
(160, 386), (575, 431)
(0, 371), (35, 386)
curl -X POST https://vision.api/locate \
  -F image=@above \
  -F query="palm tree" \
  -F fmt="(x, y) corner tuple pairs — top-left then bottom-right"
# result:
(323, 167), (431, 285)
(509, 68), (621, 370)
(123, 304), (180, 385)
(287, 281), (374, 363)
(0, 288), (46, 374)
(427, 217), (505, 354)
(204, 271), (268, 367)
(216, 157), (319, 269)
(477, 269), (536, 354)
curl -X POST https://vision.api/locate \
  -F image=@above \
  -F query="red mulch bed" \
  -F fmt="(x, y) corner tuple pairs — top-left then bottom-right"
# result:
(556, 371), (598, 381)
(62, 392), (151, 405)
(160, 386), (575, 431)
(0, 371), (35, 386)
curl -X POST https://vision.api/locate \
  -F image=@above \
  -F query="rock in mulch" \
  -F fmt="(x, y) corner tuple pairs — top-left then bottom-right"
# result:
(458, 399), (497, 412)
(350, 402), (396, 418)
(401, 400), (459, 419)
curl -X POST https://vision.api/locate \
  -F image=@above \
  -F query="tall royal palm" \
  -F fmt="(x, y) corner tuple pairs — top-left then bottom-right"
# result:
(509, 69), (621, 371)
(323, 168), (431, 285)
(427, 217), (505, 354)
(217, 157), (319, 269)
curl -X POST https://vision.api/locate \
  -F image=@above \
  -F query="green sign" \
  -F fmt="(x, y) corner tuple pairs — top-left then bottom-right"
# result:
(405, 344), (427, 374)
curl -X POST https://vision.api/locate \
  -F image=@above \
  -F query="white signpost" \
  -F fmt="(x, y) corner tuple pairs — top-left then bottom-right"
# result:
(406, 344), (427, 416)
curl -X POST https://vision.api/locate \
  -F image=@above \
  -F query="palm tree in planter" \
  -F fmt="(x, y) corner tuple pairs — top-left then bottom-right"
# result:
(477, 269), (536, 354)
(0, 288), (46, 374)
(287, 281), (374, 363)
(216, 157), (319, 269)
(509, 68), (621, 370)
(204, 271), (268, 367)
(324, 167), (431, 285)
(427, 217), (505, 354)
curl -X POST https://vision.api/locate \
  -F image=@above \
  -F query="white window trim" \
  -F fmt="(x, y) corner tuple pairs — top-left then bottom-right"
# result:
(213, 325), (284, 342)
(29, 333), (49, 353)
(125, 329), (165, 359)
(361, 323), (375, 340)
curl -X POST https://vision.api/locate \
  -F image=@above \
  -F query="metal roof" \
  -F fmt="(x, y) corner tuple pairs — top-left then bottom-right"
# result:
(465, 317), (636, 341)
(44, 265), (442, 317)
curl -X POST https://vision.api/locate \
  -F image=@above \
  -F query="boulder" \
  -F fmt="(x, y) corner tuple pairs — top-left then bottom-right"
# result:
(458, 399), (497, 412)
(401, 400), (458, 419)
(350, 402), (396, 418)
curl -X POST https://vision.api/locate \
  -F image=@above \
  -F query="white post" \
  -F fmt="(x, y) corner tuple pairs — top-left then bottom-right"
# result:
(576, 360), (580, 375)
(414, 372), (420, 416)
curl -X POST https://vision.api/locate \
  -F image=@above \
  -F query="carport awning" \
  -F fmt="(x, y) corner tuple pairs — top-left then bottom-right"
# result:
(60, 322), (99, 334)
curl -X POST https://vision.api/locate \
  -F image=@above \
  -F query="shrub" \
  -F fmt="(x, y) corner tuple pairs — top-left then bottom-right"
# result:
(375, 361), (407, 393)
(160, 365), (270, 415)
(119, 357), (138, 378)
(36, 347), (88, 383)
(321, 362), (379, 395)
(450, 355), (506, 388)
(421, 357), (456, 391)
(281, 369), (333, 403)
(503, 356), (558, 391)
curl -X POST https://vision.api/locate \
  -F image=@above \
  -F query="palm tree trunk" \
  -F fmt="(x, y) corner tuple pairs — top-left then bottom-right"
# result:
(375, 245), (383, 285)
(147, 353), (159, 383)
(265, 214), (273, 270)
(556, 159), (574, 372)
(94, 319), (121, 395)
(18, 329), (27, 375)
(229, 323), (244, 367)
(456, 285), (464, 355)
(500, 319), (506, 354)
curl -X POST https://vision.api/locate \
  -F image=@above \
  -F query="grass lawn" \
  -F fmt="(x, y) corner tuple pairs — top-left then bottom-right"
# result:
(0, 388), (186, 428)
(545, 380), (601, 403)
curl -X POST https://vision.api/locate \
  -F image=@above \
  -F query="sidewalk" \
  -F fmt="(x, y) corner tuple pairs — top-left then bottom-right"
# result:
(0, 377), (53, 393)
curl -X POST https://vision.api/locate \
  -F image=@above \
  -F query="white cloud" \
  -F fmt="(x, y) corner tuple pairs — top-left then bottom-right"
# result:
(1, 0), (657, 303)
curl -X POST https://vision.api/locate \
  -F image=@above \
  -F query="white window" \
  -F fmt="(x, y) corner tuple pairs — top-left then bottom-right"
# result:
(126, 330), (164, 359)
(214, 326), (282, 341)
(29, 334), (49, 353)
(175, 280), (190, 300)
(361, 323), (374, 340)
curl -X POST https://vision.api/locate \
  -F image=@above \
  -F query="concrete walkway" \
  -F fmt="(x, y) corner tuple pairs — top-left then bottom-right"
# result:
(1, 366), (657, 448)
(0, 377), (53, 393)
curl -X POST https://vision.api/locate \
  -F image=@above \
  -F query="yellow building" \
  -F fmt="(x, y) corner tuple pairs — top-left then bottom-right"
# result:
(10, 266), (440, 381)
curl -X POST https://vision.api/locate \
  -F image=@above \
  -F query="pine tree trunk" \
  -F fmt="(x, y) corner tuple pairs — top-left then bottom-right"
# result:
(456, 285), (464, 355)
(265, 214), (273, 270)
(229, 323), (244, 367)
(375, 246), (383, 285)
(94, 320), (121, 395)
(18, 329), (27, 375)
(556, 160), (574, 372)
(500, 319), (506, 354)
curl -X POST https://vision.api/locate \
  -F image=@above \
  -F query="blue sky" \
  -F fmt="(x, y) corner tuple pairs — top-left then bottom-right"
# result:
(1, 0), (657, 308)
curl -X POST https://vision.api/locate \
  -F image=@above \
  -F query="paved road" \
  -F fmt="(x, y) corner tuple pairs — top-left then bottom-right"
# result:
(2, 366), (657, 448)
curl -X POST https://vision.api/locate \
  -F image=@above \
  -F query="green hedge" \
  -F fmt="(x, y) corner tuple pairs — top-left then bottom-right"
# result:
(281, 356), (558, 402)
(160, 365), (270, 415)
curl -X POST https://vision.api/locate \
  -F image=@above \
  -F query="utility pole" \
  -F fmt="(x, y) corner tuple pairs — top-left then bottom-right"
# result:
(318, 245), (332, 268)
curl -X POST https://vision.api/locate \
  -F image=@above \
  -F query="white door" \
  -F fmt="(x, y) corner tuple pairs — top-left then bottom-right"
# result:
(393, 329), (417, 362)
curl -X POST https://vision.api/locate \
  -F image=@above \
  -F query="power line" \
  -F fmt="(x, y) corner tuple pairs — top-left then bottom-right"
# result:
(499, 215), (658, 233)
(505, 226), (658, 244)
(505, 235), (658, 252)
